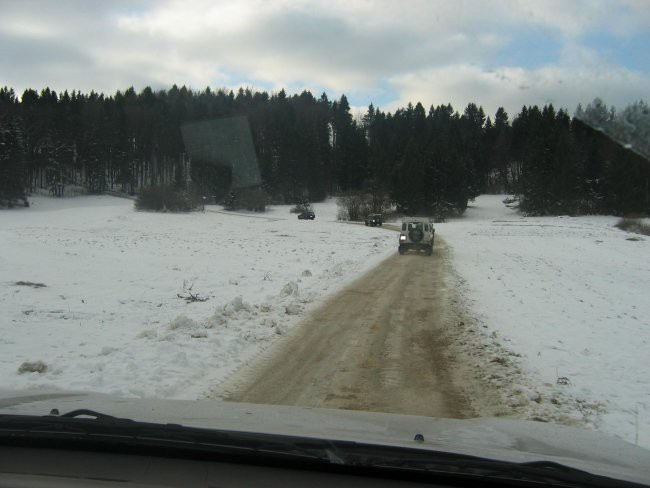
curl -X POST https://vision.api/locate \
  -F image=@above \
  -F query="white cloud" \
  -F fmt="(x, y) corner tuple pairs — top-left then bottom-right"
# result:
(116, 0), (267, 39)
(0, 18), (62, 39)
(388, 63), (650, 118)
(0, 0), (647, 114)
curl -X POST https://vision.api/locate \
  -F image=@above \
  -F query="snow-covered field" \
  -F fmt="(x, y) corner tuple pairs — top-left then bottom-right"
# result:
(437, 195), (650, 449)
(2, 193), (649, 449)
(1, 196), (394, 399)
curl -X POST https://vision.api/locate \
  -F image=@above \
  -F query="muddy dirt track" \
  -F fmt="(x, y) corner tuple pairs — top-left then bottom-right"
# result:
(222, 234), (475, 419)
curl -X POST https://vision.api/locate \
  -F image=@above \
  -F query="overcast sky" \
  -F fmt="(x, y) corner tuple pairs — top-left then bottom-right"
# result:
(1, 0), (648, 118)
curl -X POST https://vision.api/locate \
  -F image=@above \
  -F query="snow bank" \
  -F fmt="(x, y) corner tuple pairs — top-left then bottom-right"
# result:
(0, 196), (394, 400)
(438, 195), (650, 448)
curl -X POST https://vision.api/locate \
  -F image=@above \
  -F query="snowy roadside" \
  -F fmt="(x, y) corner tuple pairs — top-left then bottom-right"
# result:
(4, 193), (648, 450)
(0, 196), (395, 400)
(437, 195), (650, 449)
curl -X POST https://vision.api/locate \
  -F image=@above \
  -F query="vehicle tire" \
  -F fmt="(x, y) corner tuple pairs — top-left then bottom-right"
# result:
(398, 247), (405, 255)
(409, 228), (423, 243)
(426, 245), (433, 256)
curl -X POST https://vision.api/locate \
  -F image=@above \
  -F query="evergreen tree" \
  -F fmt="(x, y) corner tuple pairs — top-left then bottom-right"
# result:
(0, 88), (27, 205)
(1, 84), (646, 215)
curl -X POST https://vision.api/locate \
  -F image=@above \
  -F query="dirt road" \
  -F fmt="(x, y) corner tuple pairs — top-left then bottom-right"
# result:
(223, 237), (474, 419)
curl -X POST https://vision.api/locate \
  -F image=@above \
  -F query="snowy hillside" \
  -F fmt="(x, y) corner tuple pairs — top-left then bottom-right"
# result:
(438, 195), (650, 449)
(0, 196), (395, 399)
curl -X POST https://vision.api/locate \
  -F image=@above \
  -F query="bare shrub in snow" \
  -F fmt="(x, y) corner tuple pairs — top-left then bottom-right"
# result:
(337, 190), (391, 221)
(290, 196), (312, 214)
(337, 194), (367, 221)
(177, 281), (209, 302)
(135, 185), (201, 212)
(290, 203), (309, 214)
(227, 187), (267, 212)
(616, 218), (650, 236)
(18, 360), (48, 374)
(177, 290), (208, 302)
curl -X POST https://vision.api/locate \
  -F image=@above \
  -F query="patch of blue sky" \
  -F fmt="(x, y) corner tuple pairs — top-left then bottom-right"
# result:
(210, 71), (275, 93)
(282, 81), (329, 98)
(345, 81), (399, 112)
(215, 73), (399, 110)
(489, 28), (563, 69)
(581, 31), (649, 73)
(110, 2), (151, 22)
(212, 70), (318, 98)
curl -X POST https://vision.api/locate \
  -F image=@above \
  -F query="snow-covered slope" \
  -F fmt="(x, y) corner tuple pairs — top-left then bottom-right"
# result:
(438, 195), (650, 449)
(0, 196), (394, 399)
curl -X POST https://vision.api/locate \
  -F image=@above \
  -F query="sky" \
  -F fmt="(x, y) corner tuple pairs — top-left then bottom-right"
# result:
(0, 0), (648, 119)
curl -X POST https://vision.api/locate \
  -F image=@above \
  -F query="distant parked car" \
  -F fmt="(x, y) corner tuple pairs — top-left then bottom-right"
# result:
(298, 211), (315, 220)
(364, 213), (383, 226)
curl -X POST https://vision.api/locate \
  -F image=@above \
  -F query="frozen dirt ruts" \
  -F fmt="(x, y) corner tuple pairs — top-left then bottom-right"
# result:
(223, 237), (475, 419)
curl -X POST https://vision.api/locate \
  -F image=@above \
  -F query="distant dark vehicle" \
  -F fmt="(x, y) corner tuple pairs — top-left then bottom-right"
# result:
(364, 213), (383, 226)
(298, 211), (315, 220)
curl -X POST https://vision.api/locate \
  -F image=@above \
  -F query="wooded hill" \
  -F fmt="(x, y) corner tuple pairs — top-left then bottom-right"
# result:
(1, 86), (648, 216)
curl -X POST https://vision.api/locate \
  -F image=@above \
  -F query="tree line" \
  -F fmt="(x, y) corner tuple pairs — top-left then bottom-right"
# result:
(1, 85), (648, 215)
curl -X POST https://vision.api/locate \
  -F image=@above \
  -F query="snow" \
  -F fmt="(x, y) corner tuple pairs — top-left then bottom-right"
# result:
(437, 195), (650, 449)
(0, 196), (395, 400)
(2, 193), (649, 450)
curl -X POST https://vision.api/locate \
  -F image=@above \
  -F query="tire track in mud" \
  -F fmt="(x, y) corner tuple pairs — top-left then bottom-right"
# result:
(221, 237), (475, 419)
